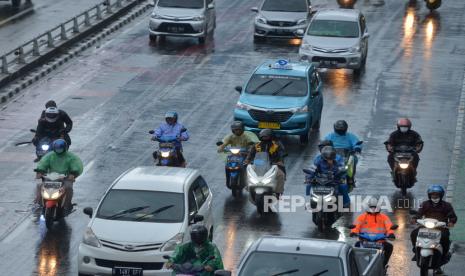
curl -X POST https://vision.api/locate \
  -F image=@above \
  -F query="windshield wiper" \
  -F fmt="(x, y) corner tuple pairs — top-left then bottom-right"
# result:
(134, 205), (175, 221)
(312, 269), (329, 276)
(104, 206), (150, 220)
(271, 81), (293, 95)
(271, 269), (299, 276)
(249, 79), (274, 94)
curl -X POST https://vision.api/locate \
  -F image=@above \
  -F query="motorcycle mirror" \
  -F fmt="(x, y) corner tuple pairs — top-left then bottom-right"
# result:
(390, 224), (399, 230)
(214, 270), (232, 276)
(162, 255), (171, 260)
(356, 141), (363, 145)
(216, 141), (223, 146)
(30, 129), (36, 133)
(347, 224), (356, 229)
(83, 207), (93, 218)
(148, 130), (155, 134)
(409, 209), (418, 215)
(181, 128), (187, 133)
(235, 86), (242, 93)
(296, 29), (305, 36)
(251, 7), (258, 12)
(302, 168), (313, 174)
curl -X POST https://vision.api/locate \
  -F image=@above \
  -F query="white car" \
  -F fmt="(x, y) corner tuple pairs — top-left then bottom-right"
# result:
(78, 167), (213, 276)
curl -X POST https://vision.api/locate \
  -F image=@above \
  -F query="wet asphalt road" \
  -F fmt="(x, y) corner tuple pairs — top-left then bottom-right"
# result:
(1, 0), (465, 275)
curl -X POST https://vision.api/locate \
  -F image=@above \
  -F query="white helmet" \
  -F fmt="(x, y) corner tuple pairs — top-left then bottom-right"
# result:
(366, 197), (380, 214)
(45, 107), (59, 123)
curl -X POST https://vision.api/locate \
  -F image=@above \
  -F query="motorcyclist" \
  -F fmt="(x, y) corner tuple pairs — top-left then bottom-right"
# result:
(350, 197), (395, 267)
(410, 185), (457, 266)
(34, 139), (83, 212)
(385, 118), (423, 181)
(152, 111), (189, 167)
(324, 120), (362, 188)
(217, 121), (258, 153)
(166, 225), (224, 276)
(245, 129), (286, 198)
(305, 146), (350, 207)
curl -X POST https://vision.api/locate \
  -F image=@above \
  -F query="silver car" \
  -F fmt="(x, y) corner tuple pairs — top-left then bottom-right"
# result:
(149, 0), (216, 44)
(299, 9), (369, 74)
(252, 0), (312, 41)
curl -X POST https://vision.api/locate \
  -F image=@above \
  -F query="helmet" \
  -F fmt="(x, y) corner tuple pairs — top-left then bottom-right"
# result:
(321, 146), (336, 161)
(45, 100), (57, 108)
(366, 197), (380, 213)
(318, 140), (334, 152)
(45, 107), (59, 123)
(52, 139), (67, 154)
(165, 111), (178, 125)
(427, 185), (445, 201)
(259, 129), (273, 142)
(397, 118), (412, 133)
(231, 121), (245, 134)
(190, 225), (208, 246)
(334, 120), (348, 135)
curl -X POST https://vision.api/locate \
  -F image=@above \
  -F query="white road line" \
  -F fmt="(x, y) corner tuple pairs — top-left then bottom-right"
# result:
(446, 69), (465, 203)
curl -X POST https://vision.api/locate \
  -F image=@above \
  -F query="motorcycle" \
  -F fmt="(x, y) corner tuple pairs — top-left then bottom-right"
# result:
(246, 152), (278, 215)
(385, 144), (418, 196)
(30, 129), (53, 161)
(216, 141), (248, 198)
(149, 129), (187, 167)
(39, 173), (69, 229)
(410, 210), (450, 276)
(163, 255), (215, 276)
(304, 170), (344, 231)
(425, 0), (441, 11)
(337, 0), (357, 8)
(335, 140), (363, 189)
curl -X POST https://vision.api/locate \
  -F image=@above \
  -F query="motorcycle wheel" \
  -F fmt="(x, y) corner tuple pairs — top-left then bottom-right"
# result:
(317, 212), (325, 232)
(232, 187), (241, 198)
(400, 174), (408, 196)
(256, 194), (265, 215)
(45, 207), (55, 229)
(420, 256), (430, 276)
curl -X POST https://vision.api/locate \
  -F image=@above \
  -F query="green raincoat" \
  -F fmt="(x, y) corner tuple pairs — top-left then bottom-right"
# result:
(35, 151), (83, 176)
(169, 241), (224, 276)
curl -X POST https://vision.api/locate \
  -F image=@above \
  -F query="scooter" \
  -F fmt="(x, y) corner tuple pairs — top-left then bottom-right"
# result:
(149, 129), (186, 167)
(163, 255), (215, 276)
(425, 0), (441, 11)
(216, 141), (248, 198)
(337, 0), (357, 8)
(335, 140), (363, 189)
(410, 210), (450, 276)
(39, 173), (69, 229)
(30, 129), (53, 161)
(385, 144), (418, 196)
(246, 152), (278, 215)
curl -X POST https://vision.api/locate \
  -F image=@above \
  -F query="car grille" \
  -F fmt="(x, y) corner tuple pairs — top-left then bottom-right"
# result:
(312, 56), (346, 63)
(267, 21), (297, 27)
(248, 109), (293, 122)
(100, 239), (163, 252)
(312, 47), (349, 53)
(157, 23), (196, 33)
(95, 259), (164, 270)
(267, 31), (295, 37)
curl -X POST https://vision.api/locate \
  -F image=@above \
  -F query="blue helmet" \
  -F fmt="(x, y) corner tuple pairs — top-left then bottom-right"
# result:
(52, 139), (67, 154)
(427, 185), (445, 199)
(165, 111), (178, 125)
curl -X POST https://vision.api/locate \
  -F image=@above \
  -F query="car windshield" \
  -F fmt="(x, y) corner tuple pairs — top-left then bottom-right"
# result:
(240, 252), (343, 276)
(262, 0), (307, 12)
(245, 74), (308, 97)
(97, 190), (184, 223)
(157, 0), (204, 9)
(307, 20), (359, 38)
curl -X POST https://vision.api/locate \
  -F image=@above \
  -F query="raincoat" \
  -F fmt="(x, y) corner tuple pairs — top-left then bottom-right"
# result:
(169, 241), (224, 276)
(35, 151), (83, 176)
(324, 132), (362, 151)
(222, 131), (259, 149)
(351, 212), (394, 235)
(154, 122), (189, 150)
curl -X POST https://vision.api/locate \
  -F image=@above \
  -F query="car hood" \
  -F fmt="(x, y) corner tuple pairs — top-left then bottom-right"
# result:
(154, 7), (204, 18)
(239, 93), (307, 109)
(91, 218), (183, 244)
(260, 11), (308, 22)
(304, 36), (359, 49)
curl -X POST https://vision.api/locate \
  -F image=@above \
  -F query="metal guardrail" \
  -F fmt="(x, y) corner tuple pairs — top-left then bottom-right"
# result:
(0, 0), (140, 75)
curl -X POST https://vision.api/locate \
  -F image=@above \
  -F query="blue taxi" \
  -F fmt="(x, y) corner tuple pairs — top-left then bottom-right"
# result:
(233, 59), (323, 143)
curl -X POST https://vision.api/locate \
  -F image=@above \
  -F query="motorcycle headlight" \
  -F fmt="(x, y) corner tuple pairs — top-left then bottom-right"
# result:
(425, 221), (436, 229)
(82, 227), (101, 248)
(235, 101), (251, 111)
(262, 177), (272, 185)
(161, 233), (184, 251)
(323, 194), (333, 202)
(249, 176), (259, 185)
(42, 190), (50, 199)
(399, 163), (409, 169)
(349, 45), (361, 53)
(311, 195), (319, 202)
(41, 144), (50, 151)
(297, 19), (307, 25)
(50, 191), (61, 199)
(192, 16), (205, 21)
(161, 151), (170, 158)
(256, 16), (267, 24)
(301, 44), (312, 51)
(230, 148), (241, 155)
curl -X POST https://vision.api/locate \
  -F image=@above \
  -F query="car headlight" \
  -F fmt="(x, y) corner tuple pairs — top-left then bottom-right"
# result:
(293, 105), (308, 114)
(399, 163), (409, 169)
(161, 233), (184, 251)
(256, 17), (267, 24)
(41, 144), (50, 151)
(160, 151), (170, 158)
(301, 44), (312, 51)
(82, 228), (101, 248)
(425, 221), (436, 229)
(235, 101), (251, 111)
(151, 13), (163, 19)
(297, 19), (307, 25)
(349, 45), (361, 53)
(192, 16), (205, 21)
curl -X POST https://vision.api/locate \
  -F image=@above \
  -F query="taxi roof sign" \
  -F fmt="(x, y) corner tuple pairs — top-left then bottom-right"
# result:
(270, 59), (292, 70)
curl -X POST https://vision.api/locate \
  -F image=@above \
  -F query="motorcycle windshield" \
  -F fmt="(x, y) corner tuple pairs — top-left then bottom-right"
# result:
(158, 136), (177, 145)
(335, 148), (350, 158)
(359, 232), (386, 241)
(394, 145), (415, 152)
(253, 152), (271, 177)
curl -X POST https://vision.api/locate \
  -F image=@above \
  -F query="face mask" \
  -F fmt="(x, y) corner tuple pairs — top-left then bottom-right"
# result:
(399, 127), (409, 133)
(431, 197), (440, 204)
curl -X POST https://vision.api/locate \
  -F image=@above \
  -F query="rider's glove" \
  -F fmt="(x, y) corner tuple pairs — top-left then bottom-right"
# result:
(388, 233), (396, 239)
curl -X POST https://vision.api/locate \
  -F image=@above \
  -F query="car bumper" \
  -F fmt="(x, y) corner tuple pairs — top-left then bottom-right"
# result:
(233, 109), (310, 136)
(254, 22), (306, 38)
(299, 48), (363, 69)
(149, 19), (206, 37)
(78, 243), (172, 276)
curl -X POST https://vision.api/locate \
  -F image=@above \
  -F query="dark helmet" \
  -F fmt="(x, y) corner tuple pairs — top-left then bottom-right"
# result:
(321, 146), (336, 161)
(231, 121), (245, 134)
(427, 185), (445, 200)
(45, 100), (57, 108)
(165, 111), (178, 125)
(52, 139), (67, 154)
(334, 120), (348, 135)
(190, 225), (208, 246)
(258, 129), (273, 141)
(397, 118), (412, 132)
(318, 140), (334, 152)
(45, 107), (59, 123)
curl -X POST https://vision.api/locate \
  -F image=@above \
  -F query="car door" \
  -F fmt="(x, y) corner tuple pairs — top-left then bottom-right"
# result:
(192, 176), (213, 234)
(309, 69), (323, 124)
(206, 0), (215, 32)
(359, 15), (368, 56)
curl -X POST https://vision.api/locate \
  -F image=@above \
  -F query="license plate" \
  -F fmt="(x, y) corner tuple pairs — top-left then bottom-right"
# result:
(258, 122), (280, 129)
(112, 267), (143, 276)
(362, 241), (383, 249)
(418, 229), (441, 239)
(323, 60), (338, 66)
(312, 186), (333, 194)
(167, 26), (184, 33)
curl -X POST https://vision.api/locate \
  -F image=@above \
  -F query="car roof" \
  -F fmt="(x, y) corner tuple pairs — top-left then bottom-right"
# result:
(314, 8), (360, 22)
(255, 60), (312, 77)
(250, 236), (348, 257)
(112, 166), (198, 193)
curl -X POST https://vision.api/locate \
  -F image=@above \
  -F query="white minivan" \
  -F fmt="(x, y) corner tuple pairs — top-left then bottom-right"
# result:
(78, 167), (213, 276)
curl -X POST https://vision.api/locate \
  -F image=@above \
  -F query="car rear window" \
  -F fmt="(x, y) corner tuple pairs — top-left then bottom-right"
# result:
(245, 74), (308, 97)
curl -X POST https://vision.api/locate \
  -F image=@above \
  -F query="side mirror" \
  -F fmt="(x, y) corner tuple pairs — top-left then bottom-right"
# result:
(347, 224), (356, 229)
(215, 270), (232, 276)
(356, 141), (363, 146)
(191, 214), (204, 224)
(180, 128), (187, 133)
(216, 141), (224, 146)
(207, 3), (214, 9)
(390, 224), (399, 230)
(83, 207), (93, 218)
(149, 130), (155, 134)
(30, 129), (36, 133)
(162, 255), (171, 260)
(310, 9), (317, 15)
(302, 168), (314, 175)
(235, 86), (242, 93)
(363, 32), (370, 38)
(251, 7), (258, 12)
(296, 29), (305, 36)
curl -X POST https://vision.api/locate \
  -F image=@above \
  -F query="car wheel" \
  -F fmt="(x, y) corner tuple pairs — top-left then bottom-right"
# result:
(312, 118), (320, 131)
(149, 34), (157, 42)
(199, 36), (206, 44)
(253, 35), (265, 43)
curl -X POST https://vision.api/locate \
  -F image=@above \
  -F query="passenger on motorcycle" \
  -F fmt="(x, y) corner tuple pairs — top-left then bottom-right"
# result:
(385, 118), (423, 179)
(410, 185), (457, 263)
(217, 121), (258, 152)
(351, 197), (395, 267)
(165, 225), (224, 276)
(324, 120), (362, 188)
(305, 146), (350, 207)
(152, 111), (189, 167)
(34, 139), (83, 212)
(245, 129), (286, 198)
